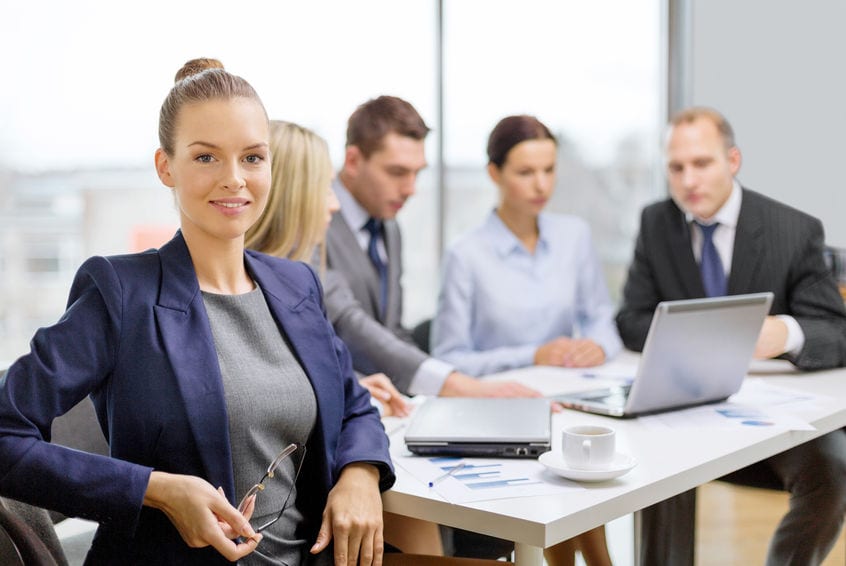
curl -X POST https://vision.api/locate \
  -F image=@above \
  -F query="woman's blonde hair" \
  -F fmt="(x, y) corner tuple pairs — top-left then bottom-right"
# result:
(245, 121), (332, 267)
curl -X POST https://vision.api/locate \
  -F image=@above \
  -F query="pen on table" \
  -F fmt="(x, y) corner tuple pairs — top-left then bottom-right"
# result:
(428, 463), (467, 488)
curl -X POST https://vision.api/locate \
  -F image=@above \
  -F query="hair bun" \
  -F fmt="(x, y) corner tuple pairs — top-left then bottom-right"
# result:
(174, 58), (225, 83)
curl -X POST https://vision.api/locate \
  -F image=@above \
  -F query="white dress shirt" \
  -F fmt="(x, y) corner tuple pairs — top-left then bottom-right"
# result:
(432, 211), (622, 376)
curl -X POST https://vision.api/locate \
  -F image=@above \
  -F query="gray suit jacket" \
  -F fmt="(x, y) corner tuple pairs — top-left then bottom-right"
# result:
(325, 214), (425, 393)
(322, 269), (427, 393)
(616, 188), (846, 370)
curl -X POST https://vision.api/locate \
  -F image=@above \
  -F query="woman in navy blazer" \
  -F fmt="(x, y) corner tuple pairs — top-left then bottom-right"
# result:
(0, 59), (393, 565)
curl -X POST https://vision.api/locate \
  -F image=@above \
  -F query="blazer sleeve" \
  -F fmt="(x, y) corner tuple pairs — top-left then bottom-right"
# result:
(323, 269), (427, 395)
(783, 217), (846, 369)
(615, 207), (663, 351)
(304, 267), (395, 492)
(0, 256), (152, 531)
(333, 330), (395, 492)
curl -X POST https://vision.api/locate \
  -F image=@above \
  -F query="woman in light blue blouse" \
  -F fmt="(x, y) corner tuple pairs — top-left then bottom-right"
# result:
(432, 115), (620, 566)
(432, 115), (622, 377)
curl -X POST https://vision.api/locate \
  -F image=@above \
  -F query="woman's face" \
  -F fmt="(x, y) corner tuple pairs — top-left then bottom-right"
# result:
(155, 97), (270, 246)
(489, 138), (557, 218)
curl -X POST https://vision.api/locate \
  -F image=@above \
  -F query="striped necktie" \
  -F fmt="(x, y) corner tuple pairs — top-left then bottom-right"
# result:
(696, 221), (727, 297)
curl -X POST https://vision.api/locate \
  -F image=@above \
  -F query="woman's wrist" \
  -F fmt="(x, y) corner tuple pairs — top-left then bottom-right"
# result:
(338, 462), (380, 487)
(143, 470), (171, 510)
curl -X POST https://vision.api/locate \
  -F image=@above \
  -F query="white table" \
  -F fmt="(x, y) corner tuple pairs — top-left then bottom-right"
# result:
(381, 354), (846, 566)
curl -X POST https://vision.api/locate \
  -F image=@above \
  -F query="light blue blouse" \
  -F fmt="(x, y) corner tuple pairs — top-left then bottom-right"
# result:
(432, 210), (622, 376)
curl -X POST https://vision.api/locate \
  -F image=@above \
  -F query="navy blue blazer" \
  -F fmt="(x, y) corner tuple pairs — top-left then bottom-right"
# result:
(0, 232), (394, 564)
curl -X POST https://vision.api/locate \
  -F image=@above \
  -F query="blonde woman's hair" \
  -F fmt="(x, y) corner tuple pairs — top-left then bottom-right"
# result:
(245, 121), (332, 268)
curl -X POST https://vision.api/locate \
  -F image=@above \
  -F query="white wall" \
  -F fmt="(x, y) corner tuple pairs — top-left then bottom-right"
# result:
(689, 0), (846, 246)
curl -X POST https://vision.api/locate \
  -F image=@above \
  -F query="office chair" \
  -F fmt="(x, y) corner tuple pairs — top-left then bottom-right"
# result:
(411, 318), (433, 354)
(823, 245), (846, 302)
(0, 498), (67, 566)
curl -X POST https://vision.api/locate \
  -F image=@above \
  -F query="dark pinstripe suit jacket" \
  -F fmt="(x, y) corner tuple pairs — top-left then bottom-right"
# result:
(616, 188), (846, 370)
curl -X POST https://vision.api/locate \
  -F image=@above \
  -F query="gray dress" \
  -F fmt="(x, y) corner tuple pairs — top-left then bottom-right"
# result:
(203, 285), (317, 566)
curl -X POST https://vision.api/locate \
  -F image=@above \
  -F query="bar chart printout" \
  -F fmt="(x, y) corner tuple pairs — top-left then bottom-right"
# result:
(394, 455), (582, 503)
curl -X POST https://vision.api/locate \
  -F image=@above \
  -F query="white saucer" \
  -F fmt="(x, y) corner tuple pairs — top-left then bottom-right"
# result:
(538, 451), (637, 482)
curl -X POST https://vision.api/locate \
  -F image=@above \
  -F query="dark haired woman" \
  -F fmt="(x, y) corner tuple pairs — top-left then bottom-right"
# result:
(432, 115), (620, 566)
(433, 115), (621, 376)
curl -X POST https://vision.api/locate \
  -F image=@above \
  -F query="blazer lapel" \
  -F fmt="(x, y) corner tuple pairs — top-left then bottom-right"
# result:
(666, 205), (706, 297)
(728, 189), (764, 294)
(153, 232), (235, 498)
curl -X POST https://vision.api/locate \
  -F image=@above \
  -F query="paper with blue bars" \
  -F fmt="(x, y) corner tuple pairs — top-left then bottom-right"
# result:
(394, 454), (582, 503)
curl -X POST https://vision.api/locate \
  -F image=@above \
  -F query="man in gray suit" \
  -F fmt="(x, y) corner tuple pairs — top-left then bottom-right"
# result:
(617, 106), (846, 565)
(326, 95), (539, 399)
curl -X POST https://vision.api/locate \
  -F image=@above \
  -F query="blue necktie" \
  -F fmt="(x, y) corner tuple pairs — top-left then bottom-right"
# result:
(696, 221), (727, 297)
(364, 218), (388, 317)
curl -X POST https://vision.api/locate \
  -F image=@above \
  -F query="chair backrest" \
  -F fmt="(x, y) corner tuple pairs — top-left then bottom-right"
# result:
(0, 498), (66, 566)
(824, 245), (846, 302)
(0, 521), (25, 566)
(411, 318), (433, 354)
(51, 398), (109, 457)
(48, 397), (110, 524)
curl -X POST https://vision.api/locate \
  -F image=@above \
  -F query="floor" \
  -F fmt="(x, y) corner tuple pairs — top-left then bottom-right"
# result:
(696, 481), (846, 566)
(590, 481), (846, 566)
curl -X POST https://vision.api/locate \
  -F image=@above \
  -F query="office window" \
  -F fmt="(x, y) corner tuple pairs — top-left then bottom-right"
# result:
(0, 1), (663, 363)
(441, 0), (665, 305)
(0, 0), (436, 362)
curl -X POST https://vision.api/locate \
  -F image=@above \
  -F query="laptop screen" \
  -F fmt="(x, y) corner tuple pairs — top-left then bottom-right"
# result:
(555, 292), (773, 417)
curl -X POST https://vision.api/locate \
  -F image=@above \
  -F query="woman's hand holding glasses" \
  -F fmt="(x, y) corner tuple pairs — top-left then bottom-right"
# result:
(143, 470), (262, 562)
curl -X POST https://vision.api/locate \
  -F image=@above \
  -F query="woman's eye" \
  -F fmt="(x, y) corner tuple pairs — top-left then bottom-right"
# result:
(245, 154), (264, 164)
(196, 154), (214, 163)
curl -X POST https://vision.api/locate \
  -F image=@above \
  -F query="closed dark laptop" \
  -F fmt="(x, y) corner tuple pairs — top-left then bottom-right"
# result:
(404, 398), (551, 458)
(553, 292), (774, 418)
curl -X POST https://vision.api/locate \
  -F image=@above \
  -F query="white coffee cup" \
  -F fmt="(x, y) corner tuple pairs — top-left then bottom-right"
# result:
(562, 425), (616, 470)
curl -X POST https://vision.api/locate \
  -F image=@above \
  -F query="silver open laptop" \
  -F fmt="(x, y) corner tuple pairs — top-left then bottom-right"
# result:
(404, 398), (551, 458)
(553, 292), (774, 418)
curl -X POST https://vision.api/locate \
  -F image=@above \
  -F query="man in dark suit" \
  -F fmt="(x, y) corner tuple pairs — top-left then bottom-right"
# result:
(617, 106), (846, 565)
(326, 95), (538, 400)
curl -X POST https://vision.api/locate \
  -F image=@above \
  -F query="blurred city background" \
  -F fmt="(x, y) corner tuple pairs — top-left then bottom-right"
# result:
(0, 0), (663, 362)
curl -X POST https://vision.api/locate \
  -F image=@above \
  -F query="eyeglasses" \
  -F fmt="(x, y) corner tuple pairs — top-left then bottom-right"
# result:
(237, 442), (307, 534)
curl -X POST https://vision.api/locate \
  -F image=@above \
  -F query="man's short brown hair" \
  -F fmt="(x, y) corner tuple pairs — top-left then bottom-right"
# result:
(669, 106), (736, 150)
(346, 95), (430, 157)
